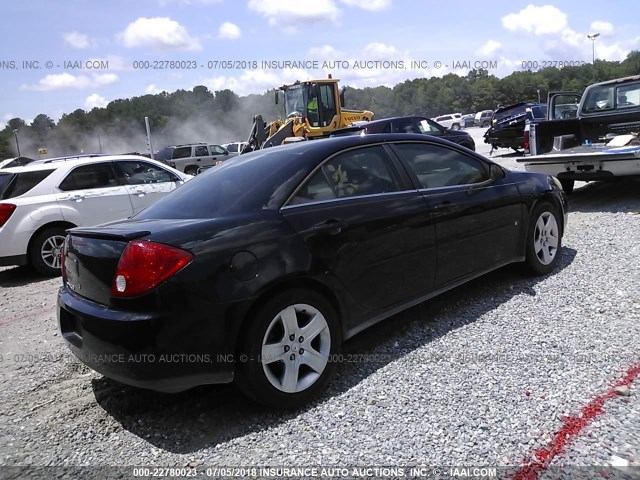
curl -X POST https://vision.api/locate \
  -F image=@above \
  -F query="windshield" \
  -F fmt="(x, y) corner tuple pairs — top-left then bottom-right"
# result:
(283, 84), (308, 118)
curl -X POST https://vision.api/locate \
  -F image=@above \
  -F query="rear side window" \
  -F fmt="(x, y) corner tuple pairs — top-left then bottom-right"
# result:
(172, 147), (192, 159)
(1, 169), (55, 199)
(59, 163), (117, 191)
(394, 143), (489, 188)
(290, 145), (401, 205)
(0, 173), (13, 197)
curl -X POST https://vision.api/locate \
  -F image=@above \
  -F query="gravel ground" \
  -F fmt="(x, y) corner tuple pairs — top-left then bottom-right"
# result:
(0, 162), (638, 476)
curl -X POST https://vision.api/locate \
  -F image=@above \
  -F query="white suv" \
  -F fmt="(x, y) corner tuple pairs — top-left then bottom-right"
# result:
(433, 114), (463, 130)
(155, 144), (231, 174)
(0, 155), (190, 275)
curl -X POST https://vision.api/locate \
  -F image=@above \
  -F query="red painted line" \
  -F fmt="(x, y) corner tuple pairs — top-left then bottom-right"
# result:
(513, 362), (640, 480)
(0, 306), (55, 328)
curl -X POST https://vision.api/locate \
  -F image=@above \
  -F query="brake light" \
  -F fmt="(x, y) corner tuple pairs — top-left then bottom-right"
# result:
(0, 204), (16, 228)
(112, 240), (193, 297)
(523, 130), (530, 152)
(61, 238), (68, 284)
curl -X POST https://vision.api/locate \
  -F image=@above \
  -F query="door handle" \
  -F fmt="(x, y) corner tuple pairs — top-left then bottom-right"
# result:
(312, 220), (346, 235)
(433, 201), (452, 210)
(69, 195), (85, 202)
(134, 190), (146, 197)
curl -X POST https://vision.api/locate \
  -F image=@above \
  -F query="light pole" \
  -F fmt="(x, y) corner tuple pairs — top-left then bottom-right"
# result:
(587, 33), (600, 63)
(13, 129), (21, 157)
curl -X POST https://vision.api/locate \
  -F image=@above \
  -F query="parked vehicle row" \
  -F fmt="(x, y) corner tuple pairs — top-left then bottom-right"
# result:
(155, 143), (231, 175)
(58, 133), (567, 408)
(519, 75), (640, 193)
(0, 155), (189, 275)
(484, 103), (548, 151)
(330, 116), (476, 150)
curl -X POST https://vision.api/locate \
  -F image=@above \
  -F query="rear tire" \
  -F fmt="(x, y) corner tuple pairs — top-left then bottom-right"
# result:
(451, 123), (460, 130)
(236, 289), (341, 409)
(560, 179), (574, 194)
(524, 202), (562, 276)
(481, 121), (490, 128)
(184, 166), (198, 176)
(29, 227), (66, 276)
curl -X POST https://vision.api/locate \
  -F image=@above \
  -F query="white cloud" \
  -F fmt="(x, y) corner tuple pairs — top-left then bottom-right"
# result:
(248, 0), (340, 29)
(20, 73), (119, 92)
(307, 44), (345, 58)
(217, 22), (241, 39)
(63, 31), (92, 49)
(502, 5), (567, 35)
(119, 17), (202, 51)
(85, 94), (109, 109)
(590, 21), (614, 36)
(477, 40), (502, 56)
(339, 0), (391, 11)
(145, 84), (165, 94)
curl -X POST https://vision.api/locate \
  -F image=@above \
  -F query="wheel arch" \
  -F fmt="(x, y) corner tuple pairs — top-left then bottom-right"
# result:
(233, 276), (346, 357)
(27, 221), (77, 258)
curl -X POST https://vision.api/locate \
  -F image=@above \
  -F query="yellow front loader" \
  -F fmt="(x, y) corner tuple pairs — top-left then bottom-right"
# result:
(242, 76), (374, 153)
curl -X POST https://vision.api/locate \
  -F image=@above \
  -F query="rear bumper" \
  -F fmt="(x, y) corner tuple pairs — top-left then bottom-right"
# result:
(57, 288), (235, 392)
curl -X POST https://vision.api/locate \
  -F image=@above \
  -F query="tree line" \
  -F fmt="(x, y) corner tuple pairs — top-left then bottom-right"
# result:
(2, 51), (638, 159)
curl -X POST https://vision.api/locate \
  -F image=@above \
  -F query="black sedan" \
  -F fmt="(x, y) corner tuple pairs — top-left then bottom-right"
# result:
(330, 116), (476, 151)
(58, 134), (567, 408)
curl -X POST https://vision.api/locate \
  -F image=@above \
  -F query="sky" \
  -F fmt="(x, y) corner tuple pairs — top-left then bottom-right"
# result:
(1, 0), (638, 125)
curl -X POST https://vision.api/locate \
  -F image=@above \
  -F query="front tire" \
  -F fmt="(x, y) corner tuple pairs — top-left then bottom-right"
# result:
(29, 227), (66, 276)
(236, 289), (341, 408)
(451, 123), (460, 130)
(524, 202), (562, 275)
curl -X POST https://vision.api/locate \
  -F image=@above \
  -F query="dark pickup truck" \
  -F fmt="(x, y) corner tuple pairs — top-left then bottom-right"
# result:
(519, 75), (640, 193)
(483, 102), (547, 152)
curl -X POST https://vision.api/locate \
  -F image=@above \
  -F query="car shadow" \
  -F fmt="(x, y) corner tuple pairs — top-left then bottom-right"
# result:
(93, 248), (577, 454)
(0, 266), (51, 288)
(568, 178), (640, 214)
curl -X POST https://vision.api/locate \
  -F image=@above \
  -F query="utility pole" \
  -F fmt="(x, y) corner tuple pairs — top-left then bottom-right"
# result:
(587, 33), (600, 63)
(13, 129), (21, 157)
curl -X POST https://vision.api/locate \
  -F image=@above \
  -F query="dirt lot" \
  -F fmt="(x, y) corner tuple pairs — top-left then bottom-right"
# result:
(0, 158), (638, 476)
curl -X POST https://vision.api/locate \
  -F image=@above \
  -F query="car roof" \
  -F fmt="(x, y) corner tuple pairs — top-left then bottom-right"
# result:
(241, 133), (470, 165)
(0, 154), (161, 174)
(589, 75), (640, 87)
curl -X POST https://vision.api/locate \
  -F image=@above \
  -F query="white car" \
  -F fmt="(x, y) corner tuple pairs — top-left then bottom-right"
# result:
(433, 113), (464, 130)
(221, 142), (248, 157)
(0, 155), (190, 275)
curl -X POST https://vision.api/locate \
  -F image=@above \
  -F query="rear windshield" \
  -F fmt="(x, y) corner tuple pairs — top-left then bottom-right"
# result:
(135, 147), (311, 219)
(1, 169), (55, 199)
(493, 105), (527, 121)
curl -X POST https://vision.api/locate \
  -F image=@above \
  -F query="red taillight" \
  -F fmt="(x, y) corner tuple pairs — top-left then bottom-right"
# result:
(0, 204), (16, 228)
(111, 240), (193, 298)
(523, 130), (530, 152)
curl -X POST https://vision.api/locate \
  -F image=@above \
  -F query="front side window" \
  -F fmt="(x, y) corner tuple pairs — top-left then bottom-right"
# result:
(418, 118), (443, 134)
(210, 145), (227, 155)
(394, 143), (489, 188)
(290, 145), (401, 205)
(59, 163), (117, 191)
(114, 161), (178, 185)
(194, 146), (209, 157)
(226, 144), (238, 153)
